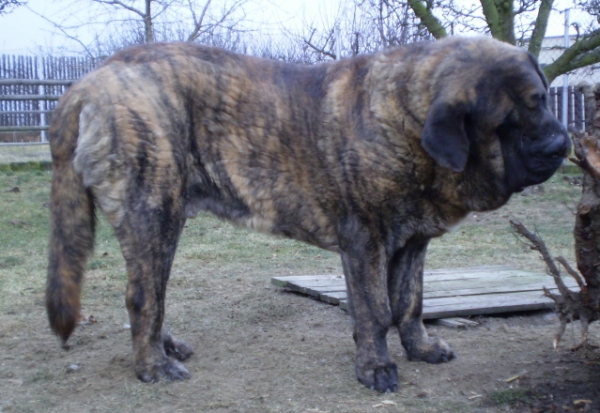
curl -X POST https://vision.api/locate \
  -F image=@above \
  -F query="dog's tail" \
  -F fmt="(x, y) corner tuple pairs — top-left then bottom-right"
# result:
(46, 95), (96, 347)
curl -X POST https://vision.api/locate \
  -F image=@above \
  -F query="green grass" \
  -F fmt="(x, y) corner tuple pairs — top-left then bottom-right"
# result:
(0, 170), (53, 312)
(427, 173), (579, 271)
(488, 388), (536, 406)
(0, 144), (51, 164)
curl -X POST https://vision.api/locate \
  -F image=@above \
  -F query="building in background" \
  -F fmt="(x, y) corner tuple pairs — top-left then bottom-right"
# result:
(537, 35), (598, 130)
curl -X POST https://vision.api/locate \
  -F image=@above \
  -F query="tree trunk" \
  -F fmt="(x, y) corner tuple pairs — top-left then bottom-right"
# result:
(528, 0), (554, 57)
(572, 84), (600, 293)
(477, 0), (515, 44)
(144, 0), (154, 43)
(512, 84), (600, 349)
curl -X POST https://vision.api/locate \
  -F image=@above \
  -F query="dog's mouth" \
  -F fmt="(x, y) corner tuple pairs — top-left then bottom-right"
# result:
(523, 132), (570, 180)
(503, 141), (568, 195)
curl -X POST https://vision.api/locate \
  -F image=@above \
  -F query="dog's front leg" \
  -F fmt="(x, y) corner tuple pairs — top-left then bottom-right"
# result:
(387, 237), (455, 363)
(340, 232), (397, 393)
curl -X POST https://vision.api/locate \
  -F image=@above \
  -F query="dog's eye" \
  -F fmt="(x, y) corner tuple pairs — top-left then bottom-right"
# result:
(528, 92), (545, 108)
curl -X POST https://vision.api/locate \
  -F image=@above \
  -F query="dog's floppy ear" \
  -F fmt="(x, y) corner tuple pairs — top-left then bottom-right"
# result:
(421, 100), (469, 173)
(527, 52), (549, 89)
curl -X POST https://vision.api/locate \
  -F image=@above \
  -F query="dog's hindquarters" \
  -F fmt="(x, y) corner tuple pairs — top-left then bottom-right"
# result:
(48, 78), (195, 379)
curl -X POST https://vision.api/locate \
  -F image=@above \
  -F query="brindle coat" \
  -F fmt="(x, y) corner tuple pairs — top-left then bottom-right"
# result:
(46, 36), (569, 392)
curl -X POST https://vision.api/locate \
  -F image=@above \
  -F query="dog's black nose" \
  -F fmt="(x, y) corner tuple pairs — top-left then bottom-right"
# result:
(540, 133), (570, 159)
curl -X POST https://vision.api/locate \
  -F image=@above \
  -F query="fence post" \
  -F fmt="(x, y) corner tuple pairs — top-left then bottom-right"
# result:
(561, 9), (570, 129)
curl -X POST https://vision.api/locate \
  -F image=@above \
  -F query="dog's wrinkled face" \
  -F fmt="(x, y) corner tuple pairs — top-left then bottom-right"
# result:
(492, 55), (569, 193)
(421, 47), (569, 210)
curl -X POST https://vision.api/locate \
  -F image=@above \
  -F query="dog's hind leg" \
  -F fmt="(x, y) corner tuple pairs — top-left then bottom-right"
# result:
(114, 187), (192, 382)
(388, 237), (455, 364)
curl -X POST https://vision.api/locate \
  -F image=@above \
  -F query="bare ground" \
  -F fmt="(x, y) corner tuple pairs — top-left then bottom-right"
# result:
(1, 274), (599, 413)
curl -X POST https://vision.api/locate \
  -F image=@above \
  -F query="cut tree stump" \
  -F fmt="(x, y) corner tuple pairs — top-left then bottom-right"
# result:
(271, 265), (579, 320)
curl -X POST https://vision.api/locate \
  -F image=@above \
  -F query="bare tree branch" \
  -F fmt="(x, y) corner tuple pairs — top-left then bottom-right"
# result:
(303, 27), (337, 60)
(406, 0), (447, 39)
(510, 219), (599, 350)
(556, 256), (587, 291)
(28, 6), (97, 58)
(186, 0), (212, 42)
(509, 220), (573, 297)
(94, 0), (145, 17)
(544, 29), (600, 84)
(0, 0), (26, 15)
(38, 0), (251, 55)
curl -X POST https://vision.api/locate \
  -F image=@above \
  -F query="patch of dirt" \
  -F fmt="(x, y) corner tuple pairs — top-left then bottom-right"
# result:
(1, 272), (599, 413)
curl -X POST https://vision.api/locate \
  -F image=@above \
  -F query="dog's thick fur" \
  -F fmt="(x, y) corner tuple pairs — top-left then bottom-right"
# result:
(47, 37), (569, 391)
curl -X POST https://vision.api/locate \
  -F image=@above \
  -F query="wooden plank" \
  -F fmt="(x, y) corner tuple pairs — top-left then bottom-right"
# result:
(0, 110), (53, 114)
(320, 291), (347, 305)
(423, 281), (577, 299)
(271, 275), (343, 293)
(273, 268), (537, 287)
(271, 275), (341, 287)
(336, 294), (557, 318)
(424, 276), (557, 292)
(274, 273), (574, 300)
(271, 266), (580, 320)
(291, 279), (346, 288)
(272, 279), (344, 298)
(0, 126), (48, 132)
(338, 291), (565, 317)
(272, 274), (342, 283)
(0, 79), (74, 86)
(422, 291), (555, 319)
(424, 290), (551, 308)
(313, 285), (347, 293)
(271, 277), (292, 289)
(424, 270), (541, 282)
(0, 95), (61, 101)
(433, 318), (479, 328)
(423, 266), (516, 278)
(424, 265), (514, 274)
(0, 142), (48, 146)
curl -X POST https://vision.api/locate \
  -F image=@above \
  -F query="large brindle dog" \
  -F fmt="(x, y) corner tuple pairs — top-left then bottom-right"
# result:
(47, 36), (569, 392)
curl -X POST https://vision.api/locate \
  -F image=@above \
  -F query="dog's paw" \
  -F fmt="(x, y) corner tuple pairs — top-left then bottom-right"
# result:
(356, 362), (398, 393)
(136, 358), (190, 383)
(163, 358), (191, 381)
(163, 332), (194, 361)
(406, 336), (455, 364)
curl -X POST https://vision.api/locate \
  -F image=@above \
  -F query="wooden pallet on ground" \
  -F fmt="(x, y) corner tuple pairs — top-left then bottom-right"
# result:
(271, 265), (579, 320)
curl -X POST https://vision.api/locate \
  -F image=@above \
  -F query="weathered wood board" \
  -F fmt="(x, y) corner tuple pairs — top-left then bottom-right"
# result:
(271, 266), (579, 320)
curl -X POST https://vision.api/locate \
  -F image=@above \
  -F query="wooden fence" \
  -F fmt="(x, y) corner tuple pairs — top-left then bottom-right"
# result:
(549, 86), (586, 131)
(0, 53), (591, 142)
(0, 55), (100, 142)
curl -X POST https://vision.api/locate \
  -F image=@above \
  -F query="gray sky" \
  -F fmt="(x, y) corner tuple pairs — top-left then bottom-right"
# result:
(0, 0), (345, 54)
(0, 0), (592, 56)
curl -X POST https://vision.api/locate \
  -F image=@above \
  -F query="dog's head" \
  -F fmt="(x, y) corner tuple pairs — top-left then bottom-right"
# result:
(420, 37), (569, 210)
